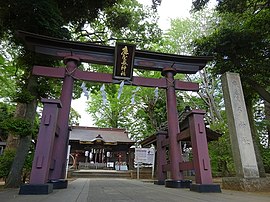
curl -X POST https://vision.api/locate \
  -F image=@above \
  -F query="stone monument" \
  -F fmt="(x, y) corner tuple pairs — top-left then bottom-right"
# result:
(221, 72), (270, 191)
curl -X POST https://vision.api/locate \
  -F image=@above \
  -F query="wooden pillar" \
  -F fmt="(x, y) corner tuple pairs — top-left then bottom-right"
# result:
(162, 67), (191, 188)
(188, 110), (221, 192)
(19, 99), (61, 195)
(162, 67), (183, 180)
(154, 131), (167, 185)
(29, 99), (61, 184)
(189, 110), (213, 184)
(49, 56), (80, 181)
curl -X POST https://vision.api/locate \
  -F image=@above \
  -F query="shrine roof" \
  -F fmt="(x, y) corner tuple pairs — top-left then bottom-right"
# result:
(69, 126), (134, 144)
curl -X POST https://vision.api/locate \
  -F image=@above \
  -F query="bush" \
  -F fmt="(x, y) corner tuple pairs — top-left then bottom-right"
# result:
(1, 117), (34, 137)
(260, 147), (270, 173)
(22, 151), (34, 183)
(0, 149), (16, 182)
(0, 148), (34, 183)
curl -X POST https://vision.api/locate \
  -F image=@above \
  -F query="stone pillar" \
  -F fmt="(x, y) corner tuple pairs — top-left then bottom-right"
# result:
(221, 72), (268, 191)
(19, 99), (62, 195)
(221, 72), (259, 178)
(154, 131), (167, 185)
(49, 56), (80, 184)
(162, 67), (190, 188)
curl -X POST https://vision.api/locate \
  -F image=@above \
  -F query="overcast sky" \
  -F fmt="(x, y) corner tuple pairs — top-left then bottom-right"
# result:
(138, 0), (193, 30)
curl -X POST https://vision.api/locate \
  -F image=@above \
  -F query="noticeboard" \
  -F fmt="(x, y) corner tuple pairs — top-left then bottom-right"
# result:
(135, 148), (155, 164)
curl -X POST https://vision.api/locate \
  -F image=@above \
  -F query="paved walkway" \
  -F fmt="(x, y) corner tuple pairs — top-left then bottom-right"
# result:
(1, 178), (270, 202)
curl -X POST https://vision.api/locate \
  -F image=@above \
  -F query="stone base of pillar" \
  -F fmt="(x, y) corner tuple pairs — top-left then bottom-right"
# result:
(165, 179), (192, 188)
(19, 183), (53, 195)
(49, 179), (68, 189)
(190, 184), (221, 193)
(154, 180), (165, 185)
(222, 177), (270, 192)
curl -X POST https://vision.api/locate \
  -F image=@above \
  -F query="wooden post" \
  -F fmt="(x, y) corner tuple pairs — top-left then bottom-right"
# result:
(49, 57), (80, 188)
(162, 67), (191, 188)
(154, 131), (167, 185)
(188, 110), (221, 192)
(19, 99), (62, 195)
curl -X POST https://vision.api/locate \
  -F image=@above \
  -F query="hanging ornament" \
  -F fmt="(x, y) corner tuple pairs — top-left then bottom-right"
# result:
(81, 82), (89, 99)
(154, 87), (159, 102)
(131, 87), (140, 104)
(117, 80), (125, 100)
(100, 84), (107, 105)
(84, 91), (89, 100)
(81, 82), (86, 89)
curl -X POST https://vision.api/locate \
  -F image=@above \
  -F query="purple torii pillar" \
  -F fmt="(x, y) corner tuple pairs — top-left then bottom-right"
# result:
(19, 98), (62, 195)
(154, 109), (221, 192)
(161, 67), (191, 188)
(154, 131), (167, 185)
(48, 56), (80, 188)
(188, 110), (221, 192)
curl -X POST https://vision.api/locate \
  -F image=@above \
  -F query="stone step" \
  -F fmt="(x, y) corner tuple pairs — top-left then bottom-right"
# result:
(70, 170), (132, 179)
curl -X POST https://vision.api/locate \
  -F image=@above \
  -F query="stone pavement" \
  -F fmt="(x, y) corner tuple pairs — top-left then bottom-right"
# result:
(1, 178), (270, 202)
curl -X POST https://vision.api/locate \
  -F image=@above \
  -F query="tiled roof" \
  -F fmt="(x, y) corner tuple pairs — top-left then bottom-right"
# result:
(69, 126), (134, 144)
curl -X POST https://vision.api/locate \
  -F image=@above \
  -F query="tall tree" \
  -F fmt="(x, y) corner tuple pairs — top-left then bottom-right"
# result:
(78, 1), (163, 141)
(0, 0), (161, 187)
(193, 0), (270, 176)
(87, 73), (168, 141)
(159, 8), (224, 127)
(160, 9), (235, 175)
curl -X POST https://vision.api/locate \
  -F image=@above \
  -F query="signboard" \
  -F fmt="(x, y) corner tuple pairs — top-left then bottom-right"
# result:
(113, 42), (136, 80)
(135, 148), (155, 164)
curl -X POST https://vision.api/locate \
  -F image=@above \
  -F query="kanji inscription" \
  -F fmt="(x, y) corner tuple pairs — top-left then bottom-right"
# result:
(113, 43), (136, 80)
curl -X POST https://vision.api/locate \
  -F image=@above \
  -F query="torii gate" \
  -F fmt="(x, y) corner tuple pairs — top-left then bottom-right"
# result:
(17, 31), (211, 194)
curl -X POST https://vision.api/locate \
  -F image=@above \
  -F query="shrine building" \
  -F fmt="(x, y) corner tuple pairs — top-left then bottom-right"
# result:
(68, 126), (135, 170)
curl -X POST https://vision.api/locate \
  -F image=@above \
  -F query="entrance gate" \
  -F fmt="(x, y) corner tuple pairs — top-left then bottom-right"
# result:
(18, 31), (218, 194)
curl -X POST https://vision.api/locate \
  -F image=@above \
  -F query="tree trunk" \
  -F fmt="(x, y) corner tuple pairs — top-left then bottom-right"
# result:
(264, 101), (270, 148)
(245, 97), (266, 178)
(198, 70), (222, 124)
(5, 103), (27, 149)
(5, 75), (38, 188)
(5, 135), (32, 187)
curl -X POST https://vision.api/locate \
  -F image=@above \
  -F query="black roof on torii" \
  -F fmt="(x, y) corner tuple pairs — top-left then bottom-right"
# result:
(17, 31), (212, 74)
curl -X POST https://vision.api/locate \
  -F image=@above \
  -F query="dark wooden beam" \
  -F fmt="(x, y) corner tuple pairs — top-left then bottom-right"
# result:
(179, 161), (194, 171)
(18, 31), (212, 74)
(177, 129), (191, 141)
(32, 66), (65, 78)
(32, 66), (199, 91)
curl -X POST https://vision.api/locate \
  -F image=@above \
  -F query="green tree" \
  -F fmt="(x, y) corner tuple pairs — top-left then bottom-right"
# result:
(0, 149), (15, 182)
(73, 0), (161, 49)
(0, 0), (161, 187)
(88, 84), (133, 128)
(69, 108), (81, 126)
(193, 0), (270, 176)
(0, 51), (19, 100)
(153, 8), (236, 175)
(87, 82), (168, 141)
(154, 8), (224, 126)
(77, 1), (163, 142)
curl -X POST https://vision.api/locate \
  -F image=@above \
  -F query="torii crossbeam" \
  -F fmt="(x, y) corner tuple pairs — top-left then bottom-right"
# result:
(18, 31), (211, 74)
